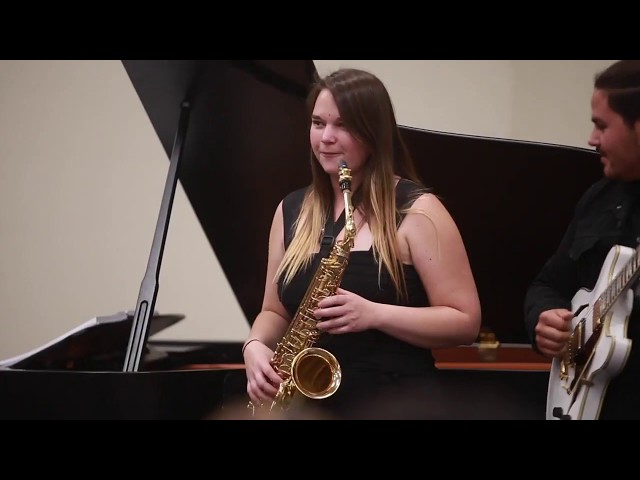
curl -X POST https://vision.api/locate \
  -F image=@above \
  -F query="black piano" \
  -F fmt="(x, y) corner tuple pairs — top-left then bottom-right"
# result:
(0, 60), (602, 419)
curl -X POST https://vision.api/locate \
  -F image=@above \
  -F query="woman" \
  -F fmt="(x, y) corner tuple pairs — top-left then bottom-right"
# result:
(241, 67), (481, 419)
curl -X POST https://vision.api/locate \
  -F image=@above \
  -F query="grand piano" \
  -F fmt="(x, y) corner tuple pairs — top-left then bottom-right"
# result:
(0, 60), (602, 419)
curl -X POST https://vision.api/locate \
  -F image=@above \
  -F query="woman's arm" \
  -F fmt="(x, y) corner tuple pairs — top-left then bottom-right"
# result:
(242, 201), (293, 403)
(373, 193), (482, 348)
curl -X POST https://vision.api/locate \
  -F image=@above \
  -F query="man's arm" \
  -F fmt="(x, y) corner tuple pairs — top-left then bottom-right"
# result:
(524, 220), (580, 351)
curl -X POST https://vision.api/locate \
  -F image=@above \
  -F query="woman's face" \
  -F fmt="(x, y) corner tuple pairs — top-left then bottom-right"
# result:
(310, 88), (369, 177)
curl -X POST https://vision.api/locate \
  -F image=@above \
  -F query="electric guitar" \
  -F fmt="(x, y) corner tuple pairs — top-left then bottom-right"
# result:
(546, 244), (639, 420)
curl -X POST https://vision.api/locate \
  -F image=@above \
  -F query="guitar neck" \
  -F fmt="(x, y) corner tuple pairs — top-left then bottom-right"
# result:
(597, 244), (640, 319)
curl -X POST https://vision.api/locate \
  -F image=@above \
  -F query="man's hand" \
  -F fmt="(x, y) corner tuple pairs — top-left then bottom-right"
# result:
(535, 308), (573, 358)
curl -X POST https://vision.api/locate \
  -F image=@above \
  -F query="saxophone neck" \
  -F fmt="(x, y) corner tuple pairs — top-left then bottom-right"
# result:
(343, 194), (356, 242)
(339, 160), (356, 244)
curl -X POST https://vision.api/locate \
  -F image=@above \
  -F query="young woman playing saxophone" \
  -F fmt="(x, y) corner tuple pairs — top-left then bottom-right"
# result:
(240, 67), (481, 419)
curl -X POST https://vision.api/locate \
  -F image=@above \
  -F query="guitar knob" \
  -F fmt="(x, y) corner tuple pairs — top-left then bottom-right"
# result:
(552, 407), (571, 420)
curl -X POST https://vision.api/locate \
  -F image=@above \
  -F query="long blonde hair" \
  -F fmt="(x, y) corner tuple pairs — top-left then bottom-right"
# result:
(276, 68), (428, 300)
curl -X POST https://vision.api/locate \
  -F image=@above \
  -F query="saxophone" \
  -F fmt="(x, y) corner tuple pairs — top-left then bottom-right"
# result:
(249, 160), (356, 416)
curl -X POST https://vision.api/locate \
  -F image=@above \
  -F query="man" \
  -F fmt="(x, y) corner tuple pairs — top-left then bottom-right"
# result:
(524, 60), (640, 420)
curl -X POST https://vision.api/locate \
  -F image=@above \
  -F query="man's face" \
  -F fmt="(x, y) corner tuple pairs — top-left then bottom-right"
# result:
(588, 88), (640, 181)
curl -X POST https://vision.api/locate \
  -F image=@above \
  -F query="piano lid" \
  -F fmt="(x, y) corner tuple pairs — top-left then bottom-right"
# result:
(122, 60), (316, 329)
(122, 60), (602, 344)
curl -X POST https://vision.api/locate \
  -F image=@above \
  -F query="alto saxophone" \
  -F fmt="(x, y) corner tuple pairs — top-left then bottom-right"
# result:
(249, 160), (356, 416)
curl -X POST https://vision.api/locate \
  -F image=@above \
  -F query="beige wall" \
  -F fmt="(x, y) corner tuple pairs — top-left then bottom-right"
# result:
(314, 60), (615, 147)
(0, 59), (615, 360)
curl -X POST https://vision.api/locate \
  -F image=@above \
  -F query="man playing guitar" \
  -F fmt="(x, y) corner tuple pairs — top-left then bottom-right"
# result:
(525, 60), (640, 420)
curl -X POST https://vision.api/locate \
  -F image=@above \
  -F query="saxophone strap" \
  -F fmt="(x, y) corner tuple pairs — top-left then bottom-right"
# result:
(320, 187), (361, 255)
(317, 212), (341, 263)
(320, 212), (342, 251)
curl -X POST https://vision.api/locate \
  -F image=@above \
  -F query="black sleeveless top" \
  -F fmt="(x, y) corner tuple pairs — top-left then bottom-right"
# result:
(277, 179), (437, 404)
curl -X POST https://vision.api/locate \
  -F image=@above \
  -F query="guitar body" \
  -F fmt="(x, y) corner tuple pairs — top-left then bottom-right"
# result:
(547, 245), (634, 420)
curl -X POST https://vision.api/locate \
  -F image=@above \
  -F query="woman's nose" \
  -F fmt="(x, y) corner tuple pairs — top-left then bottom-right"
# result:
(321, 126), (336, 142)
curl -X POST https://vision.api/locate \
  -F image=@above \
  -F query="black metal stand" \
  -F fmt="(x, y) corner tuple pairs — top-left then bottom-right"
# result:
(123, 101), (192, 372)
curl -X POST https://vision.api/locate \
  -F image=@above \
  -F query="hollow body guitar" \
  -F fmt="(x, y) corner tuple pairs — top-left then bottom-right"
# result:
(547, 244), (639, 420)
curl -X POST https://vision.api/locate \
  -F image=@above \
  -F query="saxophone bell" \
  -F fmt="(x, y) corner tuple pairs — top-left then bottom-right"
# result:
(290, 347), (342, 400)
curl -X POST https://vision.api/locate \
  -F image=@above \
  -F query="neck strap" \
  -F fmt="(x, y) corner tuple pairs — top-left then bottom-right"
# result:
(319, 188), (361, 253)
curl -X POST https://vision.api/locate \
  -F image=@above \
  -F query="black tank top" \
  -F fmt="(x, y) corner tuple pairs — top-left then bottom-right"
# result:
(277, 179), (436, 381)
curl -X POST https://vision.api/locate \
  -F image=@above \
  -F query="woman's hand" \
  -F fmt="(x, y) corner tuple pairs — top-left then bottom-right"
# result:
(243, 340), (283, 405)
(314, 288), (374, 334)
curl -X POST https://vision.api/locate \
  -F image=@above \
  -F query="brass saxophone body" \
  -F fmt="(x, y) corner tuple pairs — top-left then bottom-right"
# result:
(250, 160), (356, 416)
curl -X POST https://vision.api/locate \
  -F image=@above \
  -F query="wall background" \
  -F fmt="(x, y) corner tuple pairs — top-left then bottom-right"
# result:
(314, 60), (614, 147)
(0, 60), (614, 360)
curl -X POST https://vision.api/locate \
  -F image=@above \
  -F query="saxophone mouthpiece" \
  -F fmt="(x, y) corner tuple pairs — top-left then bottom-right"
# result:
(338, 159), (352, 193)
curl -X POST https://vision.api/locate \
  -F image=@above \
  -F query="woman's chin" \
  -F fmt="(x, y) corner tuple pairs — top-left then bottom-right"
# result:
(318, 161), (340, 176)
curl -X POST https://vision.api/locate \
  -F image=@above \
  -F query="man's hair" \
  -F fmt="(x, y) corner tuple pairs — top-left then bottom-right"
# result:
(595, 60), (640, 127)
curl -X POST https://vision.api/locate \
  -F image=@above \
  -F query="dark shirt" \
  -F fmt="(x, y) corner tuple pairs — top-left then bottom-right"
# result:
(524, 178), (640, 419)
(277, 179), (438, 418)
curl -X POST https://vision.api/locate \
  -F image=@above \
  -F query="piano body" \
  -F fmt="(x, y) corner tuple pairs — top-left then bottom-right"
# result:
(0, 60), (602, 419)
